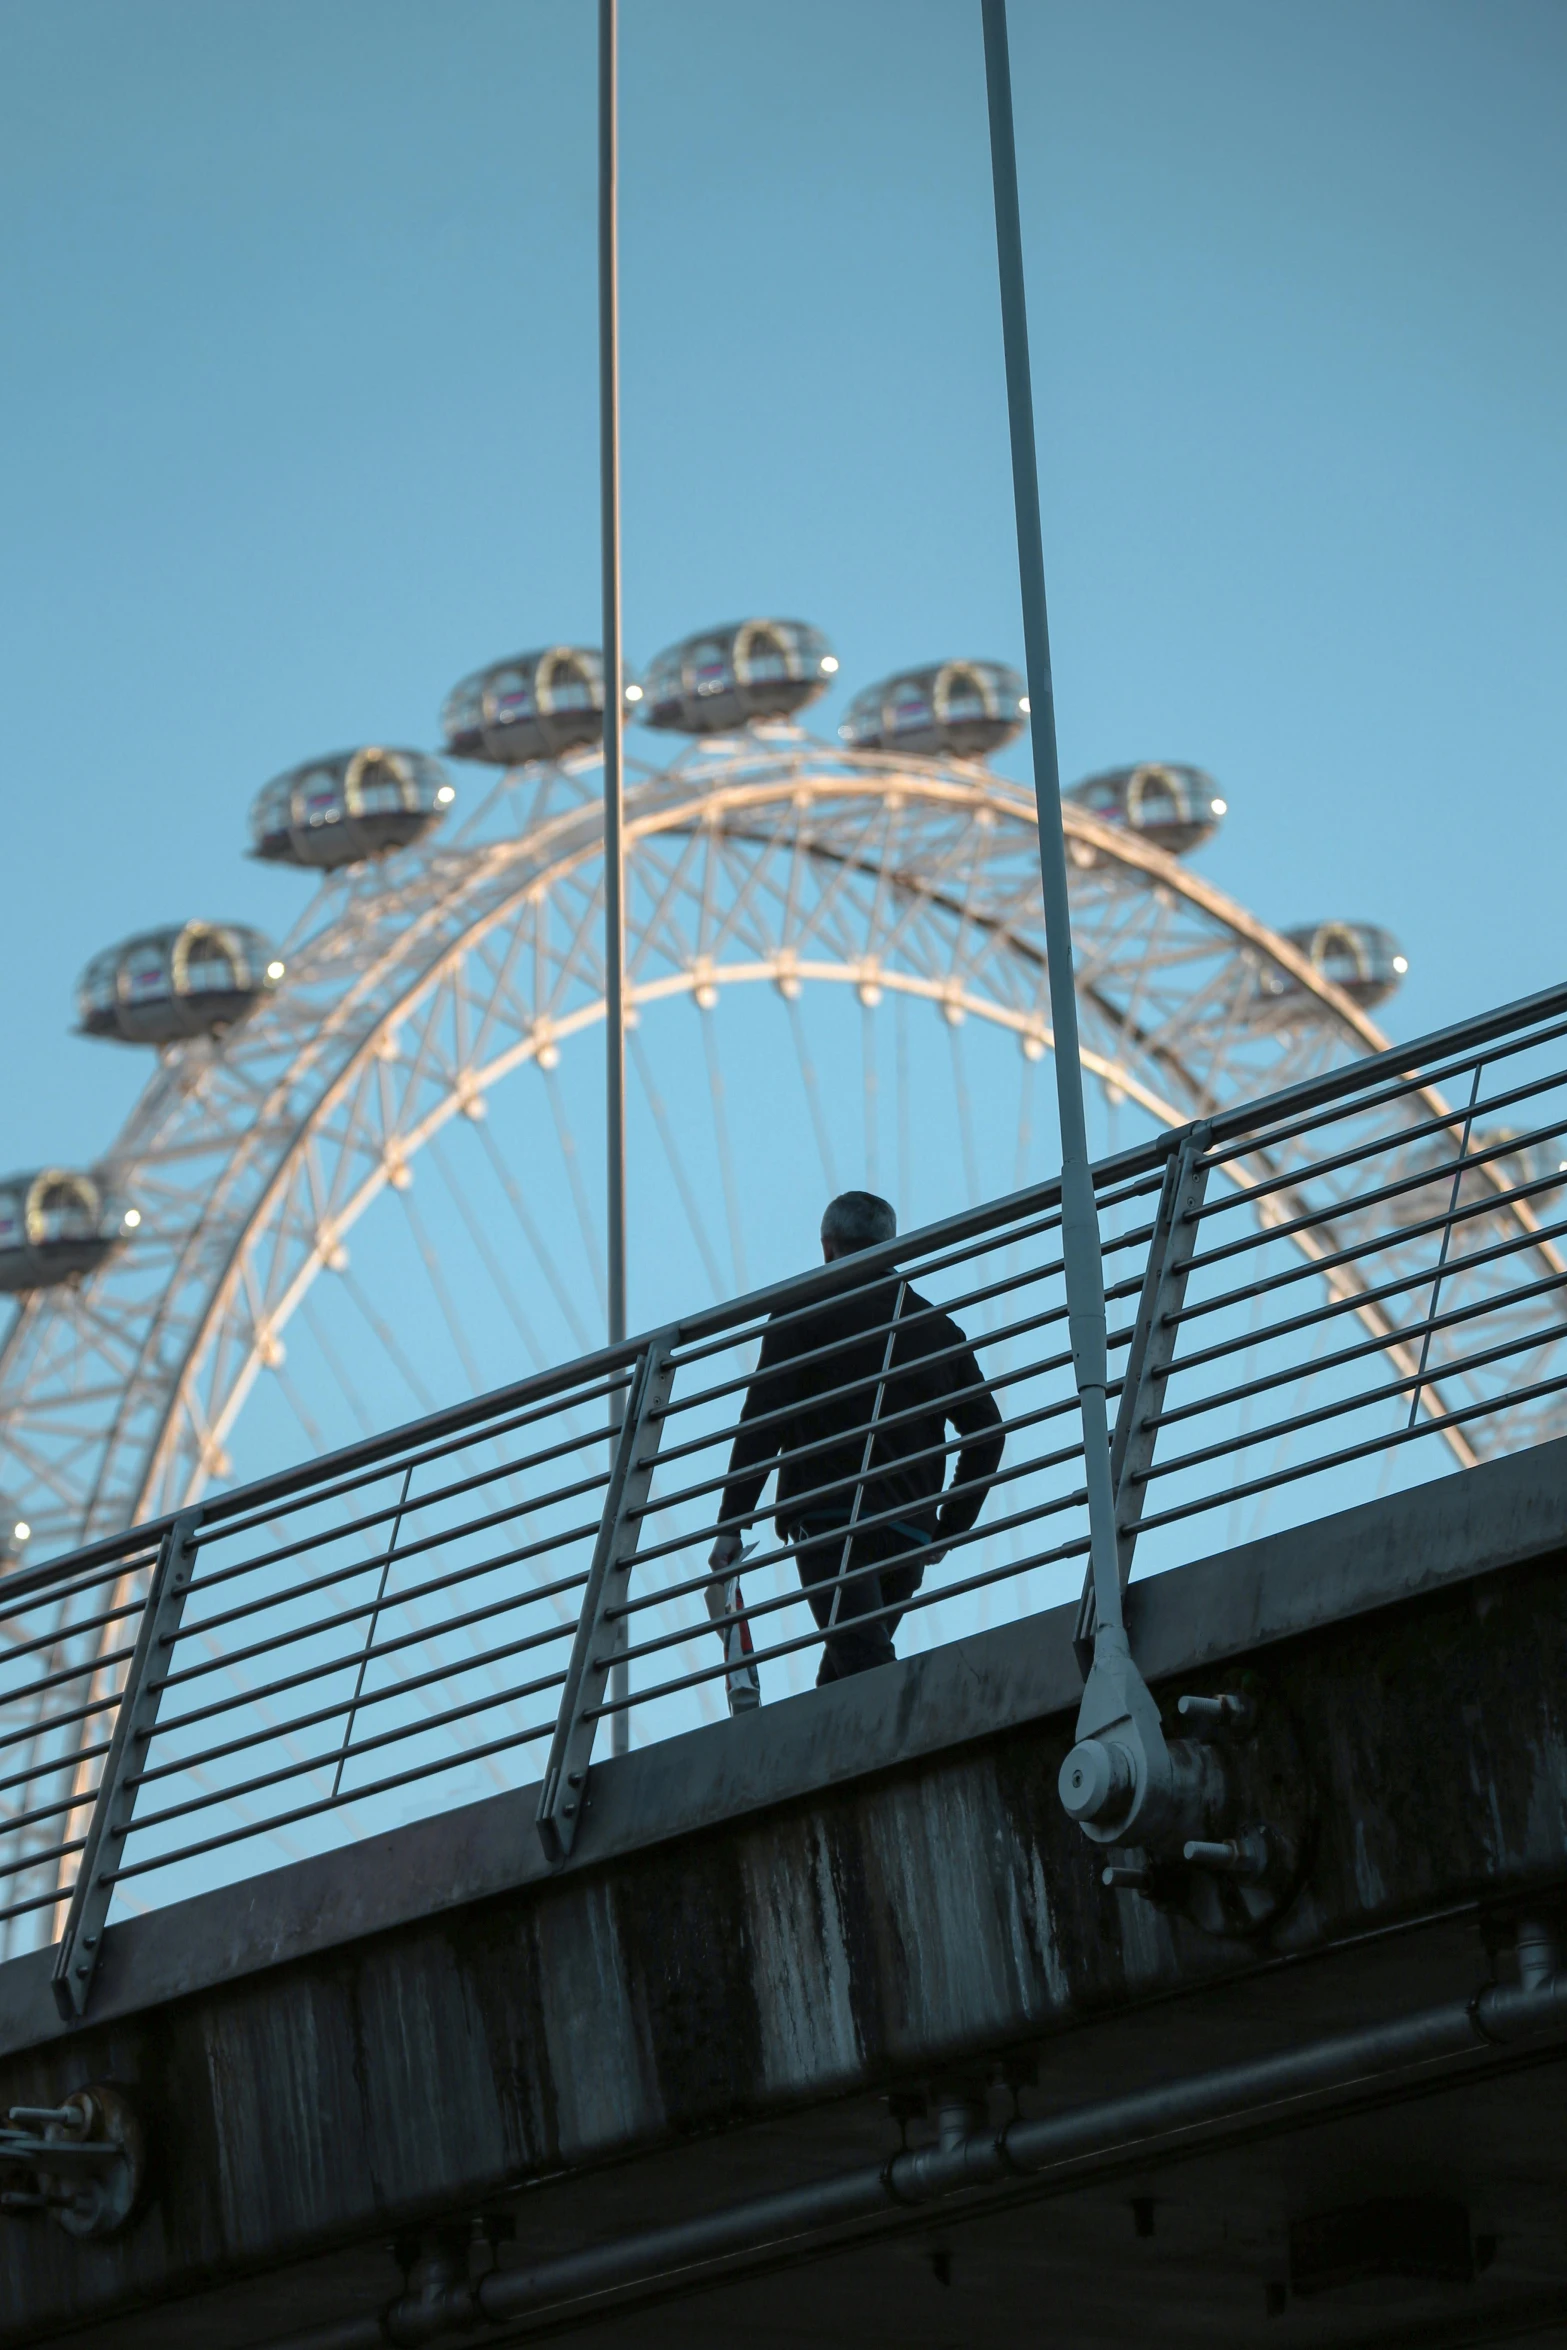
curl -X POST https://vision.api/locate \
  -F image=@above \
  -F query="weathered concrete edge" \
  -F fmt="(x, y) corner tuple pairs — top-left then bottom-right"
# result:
(2, 1433), (1563, 2059)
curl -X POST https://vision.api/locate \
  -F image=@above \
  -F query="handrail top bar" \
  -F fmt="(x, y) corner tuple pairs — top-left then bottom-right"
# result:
(5, 972), (1564, 1607)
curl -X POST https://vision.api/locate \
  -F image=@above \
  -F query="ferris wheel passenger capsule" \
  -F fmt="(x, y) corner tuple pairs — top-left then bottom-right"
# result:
(250, 747), (453, 869)
(838, 660), (1027, 758)
(1263, 922), (1409, 1010)
(1065, 763), (1226, 858)
(0, 1170), (122, 1295)
(76, 921), (281, 1045)
(441, 646), (637, 766)
(640, 619), (836, 733)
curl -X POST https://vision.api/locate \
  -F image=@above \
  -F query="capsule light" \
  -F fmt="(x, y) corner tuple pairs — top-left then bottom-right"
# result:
(13, 1522), (29, 1543)
(122, 1208), (142, 1229)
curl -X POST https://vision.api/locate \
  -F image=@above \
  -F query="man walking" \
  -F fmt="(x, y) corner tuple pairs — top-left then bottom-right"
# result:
(709, 1191), (1004, 1688)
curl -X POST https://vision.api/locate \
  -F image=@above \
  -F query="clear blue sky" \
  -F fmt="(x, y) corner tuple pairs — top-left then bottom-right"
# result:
(2, 0), (1564, 1181)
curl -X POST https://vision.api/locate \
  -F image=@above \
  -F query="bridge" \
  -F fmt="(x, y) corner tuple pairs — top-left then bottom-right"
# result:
(3, 981), (1567, 2348)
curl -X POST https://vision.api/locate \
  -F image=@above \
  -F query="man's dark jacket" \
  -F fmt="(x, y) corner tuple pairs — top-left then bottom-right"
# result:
(718, 1271), (1005, 1548)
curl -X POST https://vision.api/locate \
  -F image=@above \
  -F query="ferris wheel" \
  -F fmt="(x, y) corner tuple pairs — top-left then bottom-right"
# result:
(0, 611), (1555, 1584)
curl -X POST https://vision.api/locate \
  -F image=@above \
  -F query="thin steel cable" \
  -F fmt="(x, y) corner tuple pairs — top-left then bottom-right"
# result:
(896, 994), (911, 1229)
(630, 1031), (727, 1298)
(472, 1115), (595, 1356)
(543, 1065), (609, 1320)
(862, 1000), (879, 1191)
(701, 1007), (749, 1294)
(398, 1183), (487, 1398)
(787, 997), (839, 1197)
(947, 1019), (981, 1208)
(337, 1266), (438, 1414)
(426, 1131), (555, 1377)
(299, 1292), (379, 1440)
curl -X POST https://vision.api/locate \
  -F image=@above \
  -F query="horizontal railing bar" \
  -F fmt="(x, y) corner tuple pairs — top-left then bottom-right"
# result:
(611, 1449), (1089, 1656)
(0, 1830), (87, 1888)
(106, 1717), (560, 1887)
(189, 1403), (620, 1591)
(594, 1519), (1094, 1723)
(1169, 1208), (1567, 1379)
(0, 1783), (102, 1844)
(0, 1641), (135, 1716)
(1201, 995), (1567, 1178)
(1195, 1066), (1567, 1225)
(0, 1686), (122, 1762)
(156, 1525), (597, 1697)
(656, 1251), (1146, 1443)
(0, 1736), (112, 1805)
(1139, 1318), (1566, 1489)
(124, 1658), (573, 1831)
(0, 1875), (79, 1928)
(1185, 1126), (1567, 1282)
(144, 1607), (587, 1784)
(0, 1545), (159, 1618)
(1135, 1370), (1567, 1539)
(182, 1465), (613, 1643)
(150, 1563), (588, 1740)
(0, 1591), (147, 1672)
(1147, 1264), (1567, 1437)
(626, 1376), (1080, 1587)
(640, 1320), (1094, 1527)
(1172, 1178), (1567, 1335)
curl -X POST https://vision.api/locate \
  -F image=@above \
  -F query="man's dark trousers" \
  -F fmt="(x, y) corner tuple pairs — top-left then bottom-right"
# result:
(791, 1516), (926, 1683)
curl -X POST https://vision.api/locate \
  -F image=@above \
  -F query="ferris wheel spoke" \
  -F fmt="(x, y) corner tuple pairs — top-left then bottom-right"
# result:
(701, 1010), (749, 1296)
(397, 1186), (489, 1399)
(630, 829), (705, 976)
(946, 1019), (981, 1210)
(298, 1293), (379, 1440)
(423, 1134), (556, 1375)
(337, 1267), (438, 1416)
(469, 1118), (594, 1358)
(629, 1034), (728, 1300)
(541, 1068), (609, 1323)
(862, 1003), (880, 1191)
(786, 998), (839, 1197)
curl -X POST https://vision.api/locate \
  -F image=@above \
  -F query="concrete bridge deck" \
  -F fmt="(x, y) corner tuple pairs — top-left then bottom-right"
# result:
(3, 1431), (1567, 2349)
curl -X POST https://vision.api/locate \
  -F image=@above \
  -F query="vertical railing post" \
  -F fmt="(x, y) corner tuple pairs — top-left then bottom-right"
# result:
(1074, 1129), (1210, 1674)
(51, 1509), (203, 2020)
(536, 1335), (678, 1863)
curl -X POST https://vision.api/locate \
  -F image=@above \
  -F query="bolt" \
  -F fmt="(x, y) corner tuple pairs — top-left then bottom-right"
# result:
(1059, 1737), (1135, 1825)
(1177, 1691), (1256, 1734)
(1102, 1861), (1150, 1892)
(1184, 1833), (1270, 1880)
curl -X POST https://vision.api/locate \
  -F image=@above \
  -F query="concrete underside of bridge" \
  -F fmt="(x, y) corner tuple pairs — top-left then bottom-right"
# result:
(4, 1439), (1567, 2350)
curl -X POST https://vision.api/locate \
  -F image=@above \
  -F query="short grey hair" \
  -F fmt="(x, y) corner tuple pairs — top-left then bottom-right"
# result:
(820, 1190), (896, 1252)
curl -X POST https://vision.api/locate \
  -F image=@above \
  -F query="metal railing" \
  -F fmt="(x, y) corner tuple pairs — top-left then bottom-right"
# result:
(4, 978), (1567, 2007)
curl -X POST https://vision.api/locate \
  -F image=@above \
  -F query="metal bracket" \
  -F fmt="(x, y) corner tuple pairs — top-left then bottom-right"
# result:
(51, 1511), (202, 2021)
(536, 1334), (678, 1864)
(1074, 1127), (1211, 1677)
(0, 2084), (145, 2236)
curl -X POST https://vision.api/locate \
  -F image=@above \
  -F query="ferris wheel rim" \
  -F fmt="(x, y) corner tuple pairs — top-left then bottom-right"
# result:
(0, 733), (1456, 1552)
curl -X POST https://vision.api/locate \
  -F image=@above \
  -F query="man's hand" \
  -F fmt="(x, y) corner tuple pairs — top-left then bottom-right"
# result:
(708, 1528), (744, 1573)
